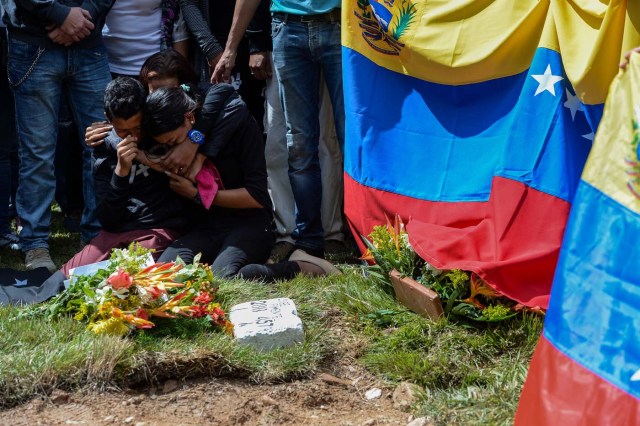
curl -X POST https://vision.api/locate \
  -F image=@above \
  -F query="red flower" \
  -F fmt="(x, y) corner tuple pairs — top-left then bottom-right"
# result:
(107, 269), (133, 290)
(136, 308), (149, 320)
(208, 306), (226, 325)
(190, 305), (208, 318)
(194, 291), (212, 305)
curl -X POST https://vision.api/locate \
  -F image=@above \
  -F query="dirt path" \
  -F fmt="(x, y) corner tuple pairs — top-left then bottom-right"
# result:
(0, 373), (415, 426)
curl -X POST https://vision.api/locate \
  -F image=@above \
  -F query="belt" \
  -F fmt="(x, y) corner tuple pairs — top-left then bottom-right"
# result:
(273, 9), (341, 23)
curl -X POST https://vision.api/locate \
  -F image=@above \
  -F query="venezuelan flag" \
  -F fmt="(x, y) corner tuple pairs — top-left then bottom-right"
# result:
(515, 51), (640, 424)
(342, 0), (640, 308)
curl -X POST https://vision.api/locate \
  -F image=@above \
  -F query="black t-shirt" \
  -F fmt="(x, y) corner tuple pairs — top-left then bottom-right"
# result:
(194, 83), (273, 228)
(93, 135), (192, 233)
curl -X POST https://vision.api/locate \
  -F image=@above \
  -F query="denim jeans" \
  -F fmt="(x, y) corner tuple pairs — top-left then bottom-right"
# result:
(0, 30), (18, 236)
(271, 15), (345, 253)
(264, 56), (345, 245)
(7, 38), (111, 251)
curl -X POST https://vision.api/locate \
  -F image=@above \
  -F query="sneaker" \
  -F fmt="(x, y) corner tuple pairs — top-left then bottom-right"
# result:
(267, 241), (295, 264)
(0, 231), (20, 250)
(289, 249), (341, 277)
(25, 248), (57, 273)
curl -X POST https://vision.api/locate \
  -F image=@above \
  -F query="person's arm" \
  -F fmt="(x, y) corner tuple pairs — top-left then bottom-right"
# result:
(79, 0), (115, 22)
(164, 171), (260, 208)
(178, 0), (224, 68)
(211, 0), (261, 83)
(246, 0), (272, 80)
(171, 7), (190, 58)
(93, 141), (134, 230)
(212, 188), (261, 208)
(245, 0), (271, 55)
(14, 0), (71, 25)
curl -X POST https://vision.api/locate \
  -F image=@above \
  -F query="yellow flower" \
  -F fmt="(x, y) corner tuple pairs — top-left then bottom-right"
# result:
(87, 317), (129, 336)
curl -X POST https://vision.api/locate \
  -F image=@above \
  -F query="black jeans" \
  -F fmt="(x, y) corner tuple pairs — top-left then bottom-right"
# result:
(0, 29), (18, 235)
(158, 219), (274, 278)
(237, 261), (301, 282)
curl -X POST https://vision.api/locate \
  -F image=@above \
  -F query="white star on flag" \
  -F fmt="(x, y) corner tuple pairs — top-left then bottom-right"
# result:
(631, 369), (640, 382)
(532, 65), (564, 96)
(582, 132), (594, 141)
(564, 89), (583, 121)
(14, 278), (28, 287)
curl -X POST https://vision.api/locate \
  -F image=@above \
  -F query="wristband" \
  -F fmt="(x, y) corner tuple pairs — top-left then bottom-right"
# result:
(188, 129), (205, 145)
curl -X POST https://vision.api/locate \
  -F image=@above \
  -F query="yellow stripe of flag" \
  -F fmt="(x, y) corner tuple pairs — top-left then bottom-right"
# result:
(342, 0), (640, 104)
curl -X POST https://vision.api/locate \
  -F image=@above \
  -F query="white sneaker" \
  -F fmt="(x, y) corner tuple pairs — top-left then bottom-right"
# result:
(25, 248), (57, 273)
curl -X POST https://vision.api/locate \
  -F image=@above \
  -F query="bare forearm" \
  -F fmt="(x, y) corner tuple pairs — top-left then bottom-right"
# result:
(212, 188), (262, 209)
(173, 40), (190, 59)
(226, 0), (262, 52)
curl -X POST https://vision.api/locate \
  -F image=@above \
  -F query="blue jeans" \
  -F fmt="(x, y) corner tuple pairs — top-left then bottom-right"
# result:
(271, 15), (345, 253)
(7, 38), (111, 251)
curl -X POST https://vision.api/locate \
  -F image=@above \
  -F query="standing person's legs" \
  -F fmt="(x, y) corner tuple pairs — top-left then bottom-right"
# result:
(317, 21), (345, 152)
(318, 81), (345, 246)
(0, 30), (19, 248)
(65, 44), (112, 244)
(8, 39), (65, 271)
(264, 66), (296, 261)
(272, 17), (324, 257)
(317, 19), (347, 254)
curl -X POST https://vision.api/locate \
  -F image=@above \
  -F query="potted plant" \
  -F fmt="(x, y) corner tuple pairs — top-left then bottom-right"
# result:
(362, 214), (520, 323)
(361, 214), (443, 320)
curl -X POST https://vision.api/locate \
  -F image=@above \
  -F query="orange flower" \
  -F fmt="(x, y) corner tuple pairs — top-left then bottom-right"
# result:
(360, 248), (375, 262)
(107, 269), (133, 290)
(463, 273), (500, 309)
(148, 291), (189, 318)
(112, 307), (155, 329)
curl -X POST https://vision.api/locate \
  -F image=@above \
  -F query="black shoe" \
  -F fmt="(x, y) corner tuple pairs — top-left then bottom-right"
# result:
(267, 241), (295, 264)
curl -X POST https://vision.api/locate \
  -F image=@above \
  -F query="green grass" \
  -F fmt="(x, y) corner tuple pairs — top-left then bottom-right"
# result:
(0, 211), (544, 424)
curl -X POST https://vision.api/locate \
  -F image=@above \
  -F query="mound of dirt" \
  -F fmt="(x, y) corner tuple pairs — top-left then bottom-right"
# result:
(0, 374), (412, 426)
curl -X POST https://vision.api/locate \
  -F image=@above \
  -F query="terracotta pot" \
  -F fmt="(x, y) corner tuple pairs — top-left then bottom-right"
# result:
(389, 269), (444, 321)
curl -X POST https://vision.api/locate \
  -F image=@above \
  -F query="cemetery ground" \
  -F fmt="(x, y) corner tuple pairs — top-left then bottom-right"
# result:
(0, 210), (543, 425)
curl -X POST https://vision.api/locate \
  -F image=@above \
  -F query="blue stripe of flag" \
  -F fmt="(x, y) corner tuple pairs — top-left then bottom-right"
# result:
(545, 181), (640, 399)
(343, 47), (593, 202)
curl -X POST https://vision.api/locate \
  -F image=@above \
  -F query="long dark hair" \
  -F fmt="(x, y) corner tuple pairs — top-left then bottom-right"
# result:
(143, 85), (202, 137)
(139, 49), (198, 91)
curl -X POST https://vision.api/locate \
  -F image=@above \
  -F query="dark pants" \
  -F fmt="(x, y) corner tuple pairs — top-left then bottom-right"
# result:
(158, 220), (274, 278)
(0, 29), (18, 235)
(237, 261), (300, 282)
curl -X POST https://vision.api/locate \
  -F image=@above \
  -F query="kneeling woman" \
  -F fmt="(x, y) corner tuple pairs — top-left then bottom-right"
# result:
(144, 84), (273, 277)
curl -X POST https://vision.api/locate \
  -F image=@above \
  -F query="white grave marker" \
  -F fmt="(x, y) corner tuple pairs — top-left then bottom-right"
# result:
(229, 298), (304, 351)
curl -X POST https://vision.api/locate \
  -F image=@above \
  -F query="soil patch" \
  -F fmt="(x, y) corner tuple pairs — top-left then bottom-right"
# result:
(0, 374), (410, 426)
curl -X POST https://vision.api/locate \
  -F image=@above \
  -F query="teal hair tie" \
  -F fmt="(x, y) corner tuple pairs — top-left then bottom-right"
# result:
(180, 84), (190, 92)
